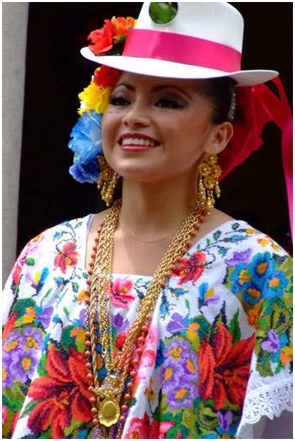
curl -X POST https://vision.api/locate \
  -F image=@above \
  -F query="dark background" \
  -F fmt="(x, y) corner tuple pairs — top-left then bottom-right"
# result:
(18, 3), (293, 254)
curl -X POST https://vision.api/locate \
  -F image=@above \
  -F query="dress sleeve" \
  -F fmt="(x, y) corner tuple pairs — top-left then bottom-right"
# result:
(2, 232), (49, 438)
(237, 247), (293, 438)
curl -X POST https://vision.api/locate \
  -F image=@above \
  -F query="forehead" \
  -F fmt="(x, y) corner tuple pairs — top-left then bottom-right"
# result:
(116, 71), (204, 91)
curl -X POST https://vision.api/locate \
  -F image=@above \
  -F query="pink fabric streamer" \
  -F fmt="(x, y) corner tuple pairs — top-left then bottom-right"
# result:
(219, 77), (293, 236)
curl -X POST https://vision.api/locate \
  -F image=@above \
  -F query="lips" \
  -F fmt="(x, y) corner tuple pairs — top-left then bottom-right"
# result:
(118, 133), (160, 149)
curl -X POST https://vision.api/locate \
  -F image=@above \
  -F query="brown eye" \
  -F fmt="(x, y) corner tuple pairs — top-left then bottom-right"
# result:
(155, 98), (183, 109)
(109, 96), (130, 106)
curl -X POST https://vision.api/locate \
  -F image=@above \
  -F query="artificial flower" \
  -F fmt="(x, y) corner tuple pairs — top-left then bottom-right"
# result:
(93, 66), (120, 88)
(78, 82), (110, 115)
(88, 19), (114, 55)
(68, 15), (136, 184)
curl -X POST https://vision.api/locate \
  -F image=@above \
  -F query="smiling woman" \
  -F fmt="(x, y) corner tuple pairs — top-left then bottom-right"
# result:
(3, 2), (293, 440)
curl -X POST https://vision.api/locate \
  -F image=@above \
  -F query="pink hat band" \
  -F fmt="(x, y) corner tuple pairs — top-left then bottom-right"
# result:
(123, 29), (242, 73)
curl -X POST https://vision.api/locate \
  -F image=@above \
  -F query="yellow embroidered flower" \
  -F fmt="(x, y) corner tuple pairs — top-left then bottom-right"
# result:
(78, 82), (111, 115)
(23, 306), (36, 324)
(280, 346), (293, 365)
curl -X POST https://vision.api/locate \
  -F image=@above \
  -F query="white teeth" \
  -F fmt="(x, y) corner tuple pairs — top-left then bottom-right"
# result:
(122, 138), (156, 147)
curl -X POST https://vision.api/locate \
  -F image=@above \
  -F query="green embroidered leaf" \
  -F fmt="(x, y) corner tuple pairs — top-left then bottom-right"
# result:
(26, 257), (35, 266)
(12, 298), (36, 325)
(63, 307), (70, 320)
(39, 428), (52, 438)
(64, 418), (83, 436)
(198, 402), (218, 430)
(257, 356), (273, 377)
(3, 382), (25, 412)
(185, 298), (190, 313)
(72, 282), (79, 293)
(213, 230), (221, 241)
(22, 399), (40, 417)
(195, 316), (210, 340)
(229, 310), (241, 344)
(232, 222), (240, 230)
(37, 352), (48, 376)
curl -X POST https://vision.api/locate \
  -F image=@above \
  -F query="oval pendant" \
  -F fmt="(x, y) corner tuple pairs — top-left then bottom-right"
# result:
(99, 397), (120, 427)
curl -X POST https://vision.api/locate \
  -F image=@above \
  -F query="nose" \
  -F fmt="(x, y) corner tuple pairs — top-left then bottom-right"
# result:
(122, 101), (150, 128)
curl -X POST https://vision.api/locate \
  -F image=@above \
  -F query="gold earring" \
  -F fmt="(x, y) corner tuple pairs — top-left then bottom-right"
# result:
(197, 153), (222, 211)
(97, 155), (119, 207)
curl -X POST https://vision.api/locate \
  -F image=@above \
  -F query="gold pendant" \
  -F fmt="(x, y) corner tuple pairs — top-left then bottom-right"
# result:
(95, 375), (121, 428)
(99, 396), (120, 427)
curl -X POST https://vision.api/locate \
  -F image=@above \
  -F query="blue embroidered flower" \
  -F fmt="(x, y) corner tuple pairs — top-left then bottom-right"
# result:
(68, 111), (103, 183)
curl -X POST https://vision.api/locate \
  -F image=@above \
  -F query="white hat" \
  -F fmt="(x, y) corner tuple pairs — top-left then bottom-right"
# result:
(81, 2), (278, 87)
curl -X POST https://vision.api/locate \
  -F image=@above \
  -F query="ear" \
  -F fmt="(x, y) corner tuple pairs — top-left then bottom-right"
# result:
(204, 122), (234, 155)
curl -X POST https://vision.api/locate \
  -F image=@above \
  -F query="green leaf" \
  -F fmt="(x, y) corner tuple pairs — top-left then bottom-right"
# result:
(22, 399), (40, 417)
(72, 282), (79, 293)
(213, 230), (221, 241)
(229, 310), (241, 344)
(3, 382), (25, 413)
(232, 222), (240, 230)
(26, 257), (35, 266)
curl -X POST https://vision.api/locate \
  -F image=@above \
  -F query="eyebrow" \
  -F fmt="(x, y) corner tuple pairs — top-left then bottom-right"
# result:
(114, 82), (191, 99)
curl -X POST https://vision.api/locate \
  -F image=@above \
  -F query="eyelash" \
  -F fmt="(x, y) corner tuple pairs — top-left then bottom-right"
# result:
(109, 96), (184, 109)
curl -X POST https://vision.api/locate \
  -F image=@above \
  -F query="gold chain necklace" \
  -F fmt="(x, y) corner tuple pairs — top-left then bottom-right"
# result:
(85, 198), (207, 439)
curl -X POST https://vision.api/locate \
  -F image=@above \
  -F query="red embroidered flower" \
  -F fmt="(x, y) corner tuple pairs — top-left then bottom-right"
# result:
(93, 66), (120, 88)
(172, 251), (206, 284)
(125, 412), (150, 438)
(88, 19), (115, 55)
(110, 279), (135, 308)
(27, 345), (92, 438)
(198, 323), (255, 409)
(54, 242), (78, 273)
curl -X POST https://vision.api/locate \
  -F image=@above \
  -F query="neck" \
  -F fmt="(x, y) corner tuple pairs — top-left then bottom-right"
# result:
(119, 174), (197, 235)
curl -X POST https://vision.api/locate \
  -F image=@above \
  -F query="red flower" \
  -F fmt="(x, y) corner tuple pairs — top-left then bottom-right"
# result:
(110, 279), (135, 308)
(54, 242), (79, 273)
(112, 17), (136, 41)
(27, 345), (92, 438)
(199, 323), (255, 409)
(172, 251), (206, 284)
(125, 412), (150, 438)
(88, 19), (115, 55)
(93, 66), (120, 88)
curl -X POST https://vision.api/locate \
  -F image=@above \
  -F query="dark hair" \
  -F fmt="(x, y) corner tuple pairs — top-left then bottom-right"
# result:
(198, 77), (237, 124)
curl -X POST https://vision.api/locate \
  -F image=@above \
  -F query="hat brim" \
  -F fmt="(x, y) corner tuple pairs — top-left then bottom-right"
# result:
(81, 47), (278, 87)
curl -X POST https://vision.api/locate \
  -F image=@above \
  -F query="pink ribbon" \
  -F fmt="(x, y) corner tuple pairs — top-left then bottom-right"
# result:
(123, 29), (241, 72)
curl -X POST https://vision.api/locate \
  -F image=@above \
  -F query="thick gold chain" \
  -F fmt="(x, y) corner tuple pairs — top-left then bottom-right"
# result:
(89, 198), (206, 438)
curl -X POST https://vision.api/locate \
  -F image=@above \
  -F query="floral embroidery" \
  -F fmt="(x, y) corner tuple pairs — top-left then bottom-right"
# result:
(110, 278), (135, 308)
(2, 218), (292, 439)
(27, 344), (92, 438)
(198, 323), (255, 409)
(172, 250), (206, 284)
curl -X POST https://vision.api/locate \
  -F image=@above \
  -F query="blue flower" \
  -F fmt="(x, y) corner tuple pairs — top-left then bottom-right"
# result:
(68, 110), (103, 183)
(69, 159), (100, 184)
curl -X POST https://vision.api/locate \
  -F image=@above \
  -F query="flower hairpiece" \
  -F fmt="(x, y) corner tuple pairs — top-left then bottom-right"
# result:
(68, 17), (136, 184)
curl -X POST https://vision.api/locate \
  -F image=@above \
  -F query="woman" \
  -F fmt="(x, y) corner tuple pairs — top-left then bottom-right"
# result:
(2, 2), (292, 439)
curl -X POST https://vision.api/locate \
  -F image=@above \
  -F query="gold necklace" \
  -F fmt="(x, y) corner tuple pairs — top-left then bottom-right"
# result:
(84, 198), (207, 439)
(119, 217), (175, 243)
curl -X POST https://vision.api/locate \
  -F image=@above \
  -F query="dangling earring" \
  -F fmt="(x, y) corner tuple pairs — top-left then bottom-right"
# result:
(97, 155), (119, 207)
(197, 153), (222, 211)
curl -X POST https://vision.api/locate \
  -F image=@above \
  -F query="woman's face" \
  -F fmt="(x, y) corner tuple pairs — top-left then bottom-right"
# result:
(102, 72), (228, 184)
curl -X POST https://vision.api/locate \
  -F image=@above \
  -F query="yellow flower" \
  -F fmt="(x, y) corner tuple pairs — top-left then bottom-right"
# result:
(187, 322), (200, 343)
(78, 82), (111, 115)
(23, 306), (36, 324)
(280, 346), (293, 365)
(246, 228), (256, 234)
